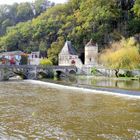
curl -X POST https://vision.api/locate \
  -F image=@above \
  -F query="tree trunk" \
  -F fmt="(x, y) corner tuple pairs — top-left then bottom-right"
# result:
(115, 69), (119, 77)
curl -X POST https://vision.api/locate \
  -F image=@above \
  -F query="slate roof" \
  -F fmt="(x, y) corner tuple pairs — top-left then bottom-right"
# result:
(0, 51), (23, 56)
(86, 39), (96, 47)
(60, 41), (77, 55)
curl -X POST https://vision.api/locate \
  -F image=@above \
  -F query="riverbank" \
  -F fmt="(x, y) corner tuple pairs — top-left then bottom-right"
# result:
(78, 75), (140, 81)
(26, 80), (140, 99)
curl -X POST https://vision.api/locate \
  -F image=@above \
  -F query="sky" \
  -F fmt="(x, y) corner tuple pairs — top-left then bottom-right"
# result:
(0, 0), (67, 5)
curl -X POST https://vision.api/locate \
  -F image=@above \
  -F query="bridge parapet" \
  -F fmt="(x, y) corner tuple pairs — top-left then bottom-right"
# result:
(0, 65), (78, 80)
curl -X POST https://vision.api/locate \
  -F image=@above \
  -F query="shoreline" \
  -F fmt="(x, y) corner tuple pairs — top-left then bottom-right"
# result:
(25, 80), (140, 99)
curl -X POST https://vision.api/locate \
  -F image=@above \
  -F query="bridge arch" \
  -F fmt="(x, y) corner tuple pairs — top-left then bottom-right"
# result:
(55, 70), (65, 78)
(13, 71), (27, 79)
(37, 71), (48, 79)
(0, 65), (78, 81)
(69, 69), (76, 75)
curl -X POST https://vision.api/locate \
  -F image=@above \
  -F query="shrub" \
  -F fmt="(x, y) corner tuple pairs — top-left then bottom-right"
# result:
(20, 55), (28, 65)
(40, 59), (53, 66)
(91, 67), (97, 75)
(100, 37), (140, 77)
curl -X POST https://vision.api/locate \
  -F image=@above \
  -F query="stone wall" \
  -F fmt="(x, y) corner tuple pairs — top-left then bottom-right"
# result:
(79, 66), (140, 77)
(59, 54), (83, 68)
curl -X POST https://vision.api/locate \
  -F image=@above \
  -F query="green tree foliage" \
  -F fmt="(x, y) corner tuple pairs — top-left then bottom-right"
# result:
(0, 0), (140, 65)
(16, 2), (34, 22)
(0, 0), (54, 36)
(20, 55), (28, 65)
(34, 0), (55, 16)
(128, 0), (140, 35)
(133, 0), (140, 17)
(47, 37), (65, 65)
(100, 37), (140, 77)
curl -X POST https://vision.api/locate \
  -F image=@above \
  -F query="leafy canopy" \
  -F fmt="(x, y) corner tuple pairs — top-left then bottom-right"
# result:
(100, 37), (140, 70)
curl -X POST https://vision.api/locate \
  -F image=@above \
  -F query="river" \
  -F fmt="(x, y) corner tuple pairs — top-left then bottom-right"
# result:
(0, 80), (140, 140)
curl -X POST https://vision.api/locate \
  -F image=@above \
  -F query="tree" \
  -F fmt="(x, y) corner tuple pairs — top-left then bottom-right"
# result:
(0, 0), (139, 55)
(16, 2), (34, 22)
(47, 37), (65, 64)
(133, 0), (140, 17)
(34, 0), (55, 16)
(0, 0), (54, 36)
(100, 37), (140, 77)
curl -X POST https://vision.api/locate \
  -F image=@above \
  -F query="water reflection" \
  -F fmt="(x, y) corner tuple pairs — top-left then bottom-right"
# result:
(54, 76), (140, 91)
(0, 81), (140, 139)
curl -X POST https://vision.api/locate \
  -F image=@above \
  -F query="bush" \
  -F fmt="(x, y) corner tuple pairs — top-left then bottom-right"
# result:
(100, 37), (140, 77)
(91, 67), (97, 75)
(125, 71), (133, 77)
(20, 55), (28, 65)
(118, 70), (133, 77)
(40, 59), (53, 66)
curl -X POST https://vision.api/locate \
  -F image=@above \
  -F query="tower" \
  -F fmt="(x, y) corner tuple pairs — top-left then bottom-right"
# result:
(85, 39), (98, 66)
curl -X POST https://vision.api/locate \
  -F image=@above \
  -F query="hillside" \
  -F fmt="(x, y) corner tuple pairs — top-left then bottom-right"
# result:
(0, 0), (140, 64)
(0, 0), (54, 36)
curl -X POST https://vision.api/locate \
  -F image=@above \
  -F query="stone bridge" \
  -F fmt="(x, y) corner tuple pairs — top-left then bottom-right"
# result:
(0, 65), (77, 81)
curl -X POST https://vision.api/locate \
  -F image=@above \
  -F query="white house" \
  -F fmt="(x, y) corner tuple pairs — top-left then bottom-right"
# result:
(28, 52), (41, 65)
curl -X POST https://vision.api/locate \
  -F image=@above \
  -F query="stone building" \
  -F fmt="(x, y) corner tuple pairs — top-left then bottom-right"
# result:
(84, 39), (98, 66)
(59, 41), (83, 68)
(59, 40), (98, 69)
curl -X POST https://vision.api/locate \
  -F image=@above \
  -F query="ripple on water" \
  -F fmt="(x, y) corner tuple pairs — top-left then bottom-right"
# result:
(0, 81), (140, 139)
(97, 134), (125, 140)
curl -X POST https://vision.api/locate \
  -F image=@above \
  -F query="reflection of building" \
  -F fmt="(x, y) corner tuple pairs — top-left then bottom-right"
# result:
(28, 52), (41, 65)
(59, 41), (83, 68)
(85, 39), (98, 66)
(0, 51), (25, 65)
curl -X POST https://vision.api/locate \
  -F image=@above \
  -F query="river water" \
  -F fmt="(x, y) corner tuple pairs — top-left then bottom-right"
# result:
(0, 80), (140, 140)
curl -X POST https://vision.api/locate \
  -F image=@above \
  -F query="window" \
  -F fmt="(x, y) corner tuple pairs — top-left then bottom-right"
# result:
(71, 60), (75, 65)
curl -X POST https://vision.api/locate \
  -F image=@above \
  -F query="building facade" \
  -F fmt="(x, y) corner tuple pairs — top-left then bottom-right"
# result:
(0, 51), (26, 65)
(28, 52), (41, 65)
(0, 51), (42, 65)
(85, 39), (98, 66)
(59, 40), (98, 68)
(59, 41), (83, 68)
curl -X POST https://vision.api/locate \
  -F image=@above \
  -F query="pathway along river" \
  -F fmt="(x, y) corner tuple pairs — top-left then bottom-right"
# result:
(0, 80), (140, 139)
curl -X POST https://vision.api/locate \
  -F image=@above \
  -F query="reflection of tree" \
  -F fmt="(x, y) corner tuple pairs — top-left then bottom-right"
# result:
(68, 76), (77, 84)
(75, 77), (140, 90)
(115, 80), (118, 88)
(91, 79), (97, 86)
(115, 80), (138, 90)
(124, 81), (133, 87)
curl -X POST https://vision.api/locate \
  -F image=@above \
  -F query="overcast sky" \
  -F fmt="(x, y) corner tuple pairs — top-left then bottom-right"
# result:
(0, 0), (67, 5)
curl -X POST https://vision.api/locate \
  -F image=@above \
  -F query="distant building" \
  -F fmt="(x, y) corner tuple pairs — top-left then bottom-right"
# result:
(28, 51), (41, 65)
(59, 41), (83, 68)
(85, 39), (98, 66)
(0, 51), (26, 65)
(59, 40), (98, 68)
